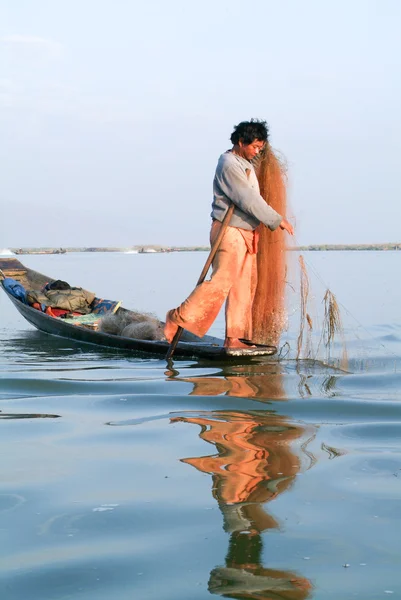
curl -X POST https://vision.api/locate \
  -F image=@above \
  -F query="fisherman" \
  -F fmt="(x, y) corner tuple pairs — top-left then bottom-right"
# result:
(164, 119), (294, 349)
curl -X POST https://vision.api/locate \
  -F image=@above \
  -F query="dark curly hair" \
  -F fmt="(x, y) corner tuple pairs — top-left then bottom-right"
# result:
(230, 119), (269, 145)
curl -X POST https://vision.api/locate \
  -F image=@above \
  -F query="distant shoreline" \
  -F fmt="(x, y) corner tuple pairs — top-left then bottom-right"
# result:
(8, 243), (401, 255)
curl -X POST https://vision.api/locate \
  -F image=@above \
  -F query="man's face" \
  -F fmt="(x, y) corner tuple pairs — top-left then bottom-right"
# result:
(239, 139), (265, 160)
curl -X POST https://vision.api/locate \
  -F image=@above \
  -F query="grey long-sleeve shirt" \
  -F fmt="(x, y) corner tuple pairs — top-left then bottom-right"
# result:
(211, 151), (282, 231)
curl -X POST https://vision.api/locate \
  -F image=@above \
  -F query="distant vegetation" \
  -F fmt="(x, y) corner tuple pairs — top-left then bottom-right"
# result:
(11, 246), (210, 254)
(10, 243), (401, 255)
(293, 243), (401, 251)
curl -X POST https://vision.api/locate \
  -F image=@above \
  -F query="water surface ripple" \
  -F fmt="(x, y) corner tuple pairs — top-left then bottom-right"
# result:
(1, 252), (401, 599)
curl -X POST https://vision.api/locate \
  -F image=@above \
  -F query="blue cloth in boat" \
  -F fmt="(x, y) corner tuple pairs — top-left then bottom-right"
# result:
(91, 298), (121, 314)
(2, 278), (29, 304)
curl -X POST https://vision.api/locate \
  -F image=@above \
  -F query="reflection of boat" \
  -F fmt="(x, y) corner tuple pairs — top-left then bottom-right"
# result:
(0, 258), (277, 360)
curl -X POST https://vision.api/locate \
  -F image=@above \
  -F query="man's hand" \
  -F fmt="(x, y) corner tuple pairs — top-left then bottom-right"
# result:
(280, 218), (294, 235)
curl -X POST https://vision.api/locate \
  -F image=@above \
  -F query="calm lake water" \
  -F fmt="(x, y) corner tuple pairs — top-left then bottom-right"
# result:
(1, 251), (401, 600)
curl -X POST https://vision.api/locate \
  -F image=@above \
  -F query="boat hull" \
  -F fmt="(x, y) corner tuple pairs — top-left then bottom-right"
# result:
(0, 258), (277, 360)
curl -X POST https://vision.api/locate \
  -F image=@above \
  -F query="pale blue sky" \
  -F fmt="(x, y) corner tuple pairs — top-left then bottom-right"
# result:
(1, 0), (400, 247)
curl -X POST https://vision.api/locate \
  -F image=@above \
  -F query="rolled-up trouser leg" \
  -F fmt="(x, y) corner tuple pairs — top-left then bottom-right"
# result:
(168, 223), (248, 338)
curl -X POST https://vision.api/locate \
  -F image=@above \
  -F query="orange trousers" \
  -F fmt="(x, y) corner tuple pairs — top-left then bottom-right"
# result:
(168, 221), (258, 339)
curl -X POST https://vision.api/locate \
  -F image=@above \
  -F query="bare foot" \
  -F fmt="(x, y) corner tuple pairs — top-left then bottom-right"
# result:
(224, 337), (256, 349)
(164, 310), (179, 343)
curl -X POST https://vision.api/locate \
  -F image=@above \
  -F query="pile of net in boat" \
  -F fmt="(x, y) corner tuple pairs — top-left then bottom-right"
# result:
(97, 310), (164, 341)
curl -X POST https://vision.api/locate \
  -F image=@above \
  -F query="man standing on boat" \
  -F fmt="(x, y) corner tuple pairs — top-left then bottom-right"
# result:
(164, 119), (294, 349)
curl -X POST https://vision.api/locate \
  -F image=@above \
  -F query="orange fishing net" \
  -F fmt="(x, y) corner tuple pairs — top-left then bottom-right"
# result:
(252, 145), (289, 345)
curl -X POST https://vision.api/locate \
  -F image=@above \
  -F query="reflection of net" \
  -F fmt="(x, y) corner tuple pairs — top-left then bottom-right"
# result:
(252, 146), (288, 346)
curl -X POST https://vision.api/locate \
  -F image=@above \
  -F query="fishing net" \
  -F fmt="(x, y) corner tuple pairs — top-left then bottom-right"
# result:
(251, 145), (289, 345)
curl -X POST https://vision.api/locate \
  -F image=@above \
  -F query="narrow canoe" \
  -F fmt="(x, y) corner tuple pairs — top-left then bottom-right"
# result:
(0, 258), (276, 360)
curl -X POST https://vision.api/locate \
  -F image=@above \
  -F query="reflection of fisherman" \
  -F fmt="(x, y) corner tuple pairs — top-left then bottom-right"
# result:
(209, 531), (312, 599)
(172, 411), (301, 532)
(171, 373), (313, 599)
(179, 362), (287, 401)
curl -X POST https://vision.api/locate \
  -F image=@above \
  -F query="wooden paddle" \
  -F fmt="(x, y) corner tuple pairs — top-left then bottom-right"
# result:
(165, 203), (235, 360)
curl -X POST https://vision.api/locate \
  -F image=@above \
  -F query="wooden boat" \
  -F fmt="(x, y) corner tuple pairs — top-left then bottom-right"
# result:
(0, 258), (276, 360)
